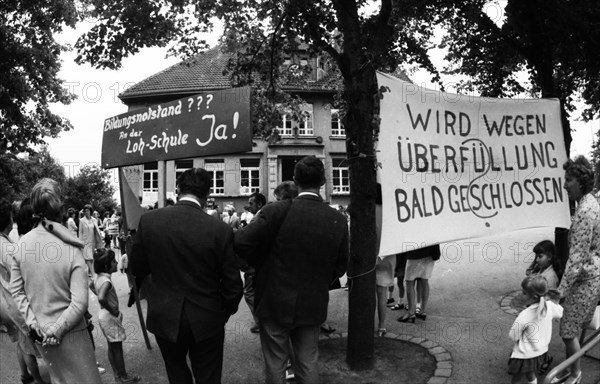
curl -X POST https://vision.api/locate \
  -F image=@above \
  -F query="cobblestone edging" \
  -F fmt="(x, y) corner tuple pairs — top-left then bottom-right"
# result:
(500, 290), (521, 315)
(320, 332), (454, 384)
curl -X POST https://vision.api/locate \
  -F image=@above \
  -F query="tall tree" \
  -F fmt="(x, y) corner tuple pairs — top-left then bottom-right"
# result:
(62, 164), (117, 214)
(0, 147), (66, 202)
(418, 0), (600, 156)
(0, 0), (79, 155)
(74, 0), (437, 369)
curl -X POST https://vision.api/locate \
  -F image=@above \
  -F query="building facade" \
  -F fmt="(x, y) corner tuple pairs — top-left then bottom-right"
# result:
(119, 48), (350, 212)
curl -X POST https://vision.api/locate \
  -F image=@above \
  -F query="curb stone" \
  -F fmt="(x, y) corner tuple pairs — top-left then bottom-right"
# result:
(320, 332), (454, 383)
(500, 290), (521, 315)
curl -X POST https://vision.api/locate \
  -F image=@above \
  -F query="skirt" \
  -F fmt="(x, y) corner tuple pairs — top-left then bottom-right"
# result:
(98, 309), (126, 343)
(507, 352), (552, 375)
(405, 256), (434, 281)
(375, 256), (397, 287)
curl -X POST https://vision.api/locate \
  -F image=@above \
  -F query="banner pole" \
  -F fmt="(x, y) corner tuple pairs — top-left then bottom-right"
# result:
(119, 168), (152, 350)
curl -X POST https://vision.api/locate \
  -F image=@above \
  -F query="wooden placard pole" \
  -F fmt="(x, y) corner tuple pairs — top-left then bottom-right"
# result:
(118, 169), (152, 350)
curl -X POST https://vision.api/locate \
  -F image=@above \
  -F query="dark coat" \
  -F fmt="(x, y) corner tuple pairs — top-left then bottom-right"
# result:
(234, 194), (349, 326)
(131, 200), (243, 342)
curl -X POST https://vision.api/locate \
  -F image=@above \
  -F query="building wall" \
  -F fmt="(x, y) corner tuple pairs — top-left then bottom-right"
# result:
(123, 92), (350, 212)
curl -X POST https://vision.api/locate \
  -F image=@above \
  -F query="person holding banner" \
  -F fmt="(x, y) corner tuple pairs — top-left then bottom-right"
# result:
(552, 156), (600, 384)
(131, 168), (243, 384)
(397, 245), (440, 323)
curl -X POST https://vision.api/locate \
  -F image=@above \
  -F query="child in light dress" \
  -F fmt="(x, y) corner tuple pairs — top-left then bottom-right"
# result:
(508, 275), (563, 384)
(526, 240), (560, 289)
(93, 249), (141, 383)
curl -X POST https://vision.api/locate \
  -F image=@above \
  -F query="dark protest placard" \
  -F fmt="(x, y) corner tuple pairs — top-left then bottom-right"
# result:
(375, 72), (570, 256)
(101, 87), (252, 168)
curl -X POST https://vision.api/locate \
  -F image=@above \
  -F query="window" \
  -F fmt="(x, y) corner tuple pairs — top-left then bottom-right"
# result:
(332, 158), (349, 194)
(278, 113), (293, 136)
(277, 104), (314, 136)
(205, 159), (225, 195)
(298, 104), (314, 136)
(143, 162), (158, 192)
(240, 159), (260, 195)
(174, 159), (193, 187)
(331, 109), (345, 137)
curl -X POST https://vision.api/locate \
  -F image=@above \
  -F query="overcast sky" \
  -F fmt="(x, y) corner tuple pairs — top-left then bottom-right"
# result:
(46, 22), (597, 191)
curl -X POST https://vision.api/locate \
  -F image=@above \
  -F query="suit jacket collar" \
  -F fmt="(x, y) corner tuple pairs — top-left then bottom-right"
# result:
(176, 200), (204, 211)
(296, 194), (323, 202)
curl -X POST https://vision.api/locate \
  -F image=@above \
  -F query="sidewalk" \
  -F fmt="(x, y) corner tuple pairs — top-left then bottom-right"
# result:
(1, 227), (599, 383)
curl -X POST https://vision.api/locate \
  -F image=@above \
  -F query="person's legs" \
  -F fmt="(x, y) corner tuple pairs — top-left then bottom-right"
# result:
(417, 278), (430, 313)
(16, 345), (33, 383)
(563, 337), (581, 379)
(525, 371), (537, 383)
(188, 330), (225, 384)
(243, 269), (259, 330)
(259, 321), (291, 384)
(290, 324), (321, 384)
(511, 372), (523, 384)
(155, 335), (193, 384)
(405, 279), (416, 315)
(108, 342), (130, 378)
(376, 285), (387, 330)
(397, 276), (405, 302)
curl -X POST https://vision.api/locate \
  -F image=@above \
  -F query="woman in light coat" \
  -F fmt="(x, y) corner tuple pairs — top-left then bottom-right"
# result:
(10, 178), (102, 384)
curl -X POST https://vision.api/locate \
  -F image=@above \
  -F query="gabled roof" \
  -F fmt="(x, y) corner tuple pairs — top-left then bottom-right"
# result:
(119, 48), (233, 101)
(119, 47), (342, 102)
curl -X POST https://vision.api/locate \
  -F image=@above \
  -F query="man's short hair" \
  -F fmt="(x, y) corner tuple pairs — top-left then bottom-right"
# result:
(273, 181), (298, 201)
(249, 192), (266, 207)
(294, 156), (325, 189)
(177, 168), (212, 199)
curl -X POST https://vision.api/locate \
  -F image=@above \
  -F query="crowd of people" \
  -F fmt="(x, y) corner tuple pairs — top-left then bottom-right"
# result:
(1, 154), (598, 384)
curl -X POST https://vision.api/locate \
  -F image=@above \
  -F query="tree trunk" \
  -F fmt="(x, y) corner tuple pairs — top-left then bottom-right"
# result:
(343, 65), (379, 371)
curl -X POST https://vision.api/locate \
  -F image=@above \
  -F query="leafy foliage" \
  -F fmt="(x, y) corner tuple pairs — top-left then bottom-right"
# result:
(0, 146), (66, 202)
(62, 164), (117, 214)
(0, 0), (79, 155)
(421, 0), (600, 150)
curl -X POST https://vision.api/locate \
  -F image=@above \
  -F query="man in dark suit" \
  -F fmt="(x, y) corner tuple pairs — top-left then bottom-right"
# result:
(235, 156), (349, 383)
(131, 168), (243, 384)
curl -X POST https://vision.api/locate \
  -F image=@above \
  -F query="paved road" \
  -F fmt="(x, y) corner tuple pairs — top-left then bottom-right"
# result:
(1, 227), (599, 383)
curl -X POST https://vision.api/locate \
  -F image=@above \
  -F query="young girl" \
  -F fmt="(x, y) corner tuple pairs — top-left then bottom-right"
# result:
(526, 240), (560, 289)
(93, 249), (140, 383)
(508, 275), (563, 384)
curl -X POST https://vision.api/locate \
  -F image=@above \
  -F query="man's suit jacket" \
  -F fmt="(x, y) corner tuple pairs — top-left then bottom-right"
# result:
(131, 201), (243, 343)
(234, 194), (348, 326)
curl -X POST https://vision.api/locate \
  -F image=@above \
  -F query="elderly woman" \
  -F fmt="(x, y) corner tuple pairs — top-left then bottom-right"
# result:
(10, 178), (102, 384)
(552, 156), (600, 384)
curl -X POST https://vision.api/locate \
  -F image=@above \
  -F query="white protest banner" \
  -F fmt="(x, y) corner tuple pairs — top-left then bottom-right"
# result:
(376, 72), (571, 256)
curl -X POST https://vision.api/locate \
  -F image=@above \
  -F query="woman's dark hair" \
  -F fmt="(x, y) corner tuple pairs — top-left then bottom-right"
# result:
(530, 240), (564, 279)
(83, 204), (93, 214)
(16, 197), (35, 236)
(93, 248), (115, 274)
(532, 240), (555, 258)
(563, 155), (594, 194)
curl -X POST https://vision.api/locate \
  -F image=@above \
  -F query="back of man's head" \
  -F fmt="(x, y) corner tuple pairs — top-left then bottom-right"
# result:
(177, 168), (212, 199)
(294, 156), (325, 189)
(249, 192), (266, 208)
